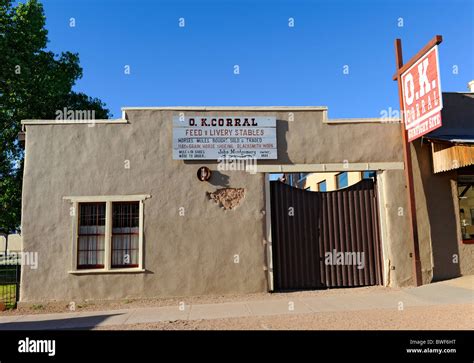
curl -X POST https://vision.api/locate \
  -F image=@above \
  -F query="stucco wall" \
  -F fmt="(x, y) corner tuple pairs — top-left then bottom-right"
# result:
(411, 141), (463, 281)
(375, 140), (470, 287)
(21, 109), (427, 302)
(376, 170), (412, 286)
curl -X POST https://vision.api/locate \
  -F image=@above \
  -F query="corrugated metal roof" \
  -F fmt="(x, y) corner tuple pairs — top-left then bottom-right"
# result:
(431, 141), (474, 173)
(426, 135), (474, 144)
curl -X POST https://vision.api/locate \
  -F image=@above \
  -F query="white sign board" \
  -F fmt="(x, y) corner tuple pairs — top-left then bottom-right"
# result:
(172, 116), (277, 160)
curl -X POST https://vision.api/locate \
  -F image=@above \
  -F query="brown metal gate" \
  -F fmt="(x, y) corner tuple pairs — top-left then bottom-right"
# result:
(270, 178), (383, 290)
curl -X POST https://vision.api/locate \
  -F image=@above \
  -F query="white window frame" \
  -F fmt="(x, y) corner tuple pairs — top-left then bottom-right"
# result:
(64, 195), (150, 274)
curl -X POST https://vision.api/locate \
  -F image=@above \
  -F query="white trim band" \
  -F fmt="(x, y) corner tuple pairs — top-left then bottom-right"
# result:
(256, 162), (405, 173)
(122, 106), (328, 111)
(68, 268), (146, 274)
(324, 118), (401, 124)
(63, 195), (151, 202)
(21, 119), (128, 125)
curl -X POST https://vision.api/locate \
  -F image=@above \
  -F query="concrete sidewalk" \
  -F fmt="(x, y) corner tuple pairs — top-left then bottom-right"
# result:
(0, 276), (472, 330)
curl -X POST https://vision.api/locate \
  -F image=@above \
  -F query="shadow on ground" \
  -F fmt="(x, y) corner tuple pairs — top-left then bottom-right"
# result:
(0, 313), (124, 330)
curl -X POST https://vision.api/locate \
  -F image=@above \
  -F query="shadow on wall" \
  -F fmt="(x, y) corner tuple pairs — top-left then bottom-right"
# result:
(209, 171), (230, 187)
(413, 141), (461, 281)
(435, 93), (474, 137)
(263, 119), (292, 165)
(260, 120), (292, 291)
(180, 119), (291, 291)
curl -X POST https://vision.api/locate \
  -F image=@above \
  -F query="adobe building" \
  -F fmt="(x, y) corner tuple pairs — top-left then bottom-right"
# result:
(18, 90), (473, 302)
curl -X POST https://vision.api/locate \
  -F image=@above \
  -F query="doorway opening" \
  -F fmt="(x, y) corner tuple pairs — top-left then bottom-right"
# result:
(268, 171), (383, 291)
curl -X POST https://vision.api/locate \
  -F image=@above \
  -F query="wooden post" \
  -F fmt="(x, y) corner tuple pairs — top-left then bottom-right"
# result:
(393, 35), (443, 286)
(394, 38), (422, 286)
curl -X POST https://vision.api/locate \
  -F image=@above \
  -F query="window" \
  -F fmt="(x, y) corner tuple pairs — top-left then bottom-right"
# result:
(336, 172), (348, 189)
(78, 203), (106, 269)
(297, 173), (308, 182)
(458, 175), (474, 241)
(318, 180), (327, 192)
(68, 195), (148, 272)
(363, 171), (376, 179)
(297, 173), (309, 189)
(112, 202), (139, 268)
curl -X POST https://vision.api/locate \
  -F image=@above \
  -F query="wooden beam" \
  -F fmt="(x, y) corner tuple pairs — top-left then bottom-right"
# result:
(459, 185), (471, 198)
(392, 35), (443, 81)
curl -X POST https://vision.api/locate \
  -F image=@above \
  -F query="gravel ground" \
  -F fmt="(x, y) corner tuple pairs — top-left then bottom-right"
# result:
(2, 285), (396, 315)
(94, 303), (474, 330)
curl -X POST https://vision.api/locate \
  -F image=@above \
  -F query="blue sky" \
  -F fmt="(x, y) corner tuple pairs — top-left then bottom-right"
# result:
(39, 0), (473, 118)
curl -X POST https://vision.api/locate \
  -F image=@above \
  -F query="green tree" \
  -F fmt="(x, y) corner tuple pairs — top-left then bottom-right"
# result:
(0, 0), (110, 234)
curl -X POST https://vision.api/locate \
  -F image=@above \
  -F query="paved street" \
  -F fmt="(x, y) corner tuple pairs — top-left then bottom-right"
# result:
(0, 276), (472, 330)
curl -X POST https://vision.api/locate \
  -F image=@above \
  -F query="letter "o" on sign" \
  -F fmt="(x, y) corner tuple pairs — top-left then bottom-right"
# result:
(404, 73), (415, 106)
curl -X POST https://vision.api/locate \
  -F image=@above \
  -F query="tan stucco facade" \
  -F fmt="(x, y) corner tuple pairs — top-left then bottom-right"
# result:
(19, 107), (471, 303)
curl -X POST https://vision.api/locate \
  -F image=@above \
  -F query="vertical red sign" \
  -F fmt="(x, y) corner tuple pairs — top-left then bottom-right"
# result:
(401, 45), (443, 141)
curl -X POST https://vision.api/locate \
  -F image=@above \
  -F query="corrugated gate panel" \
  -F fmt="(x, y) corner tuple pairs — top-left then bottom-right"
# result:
(270, 182), (322, 290)
(270, 179), (383, 290)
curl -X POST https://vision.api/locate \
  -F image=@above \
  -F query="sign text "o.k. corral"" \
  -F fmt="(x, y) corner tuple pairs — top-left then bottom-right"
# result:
(172, 116), (277, 160)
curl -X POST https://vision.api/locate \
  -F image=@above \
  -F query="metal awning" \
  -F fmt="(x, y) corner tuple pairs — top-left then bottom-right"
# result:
(426, 135), (474, 173)
(425, 135), (474, 144)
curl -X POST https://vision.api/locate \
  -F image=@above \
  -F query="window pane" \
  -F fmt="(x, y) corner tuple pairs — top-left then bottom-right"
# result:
(318, 181), (327, 192)
(112, 202), (139, 268)
(363, 171), (376, 179)
(337, 172), (348, 189)
(77, 203), (105, 269)
(458, 179), (474, 240)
